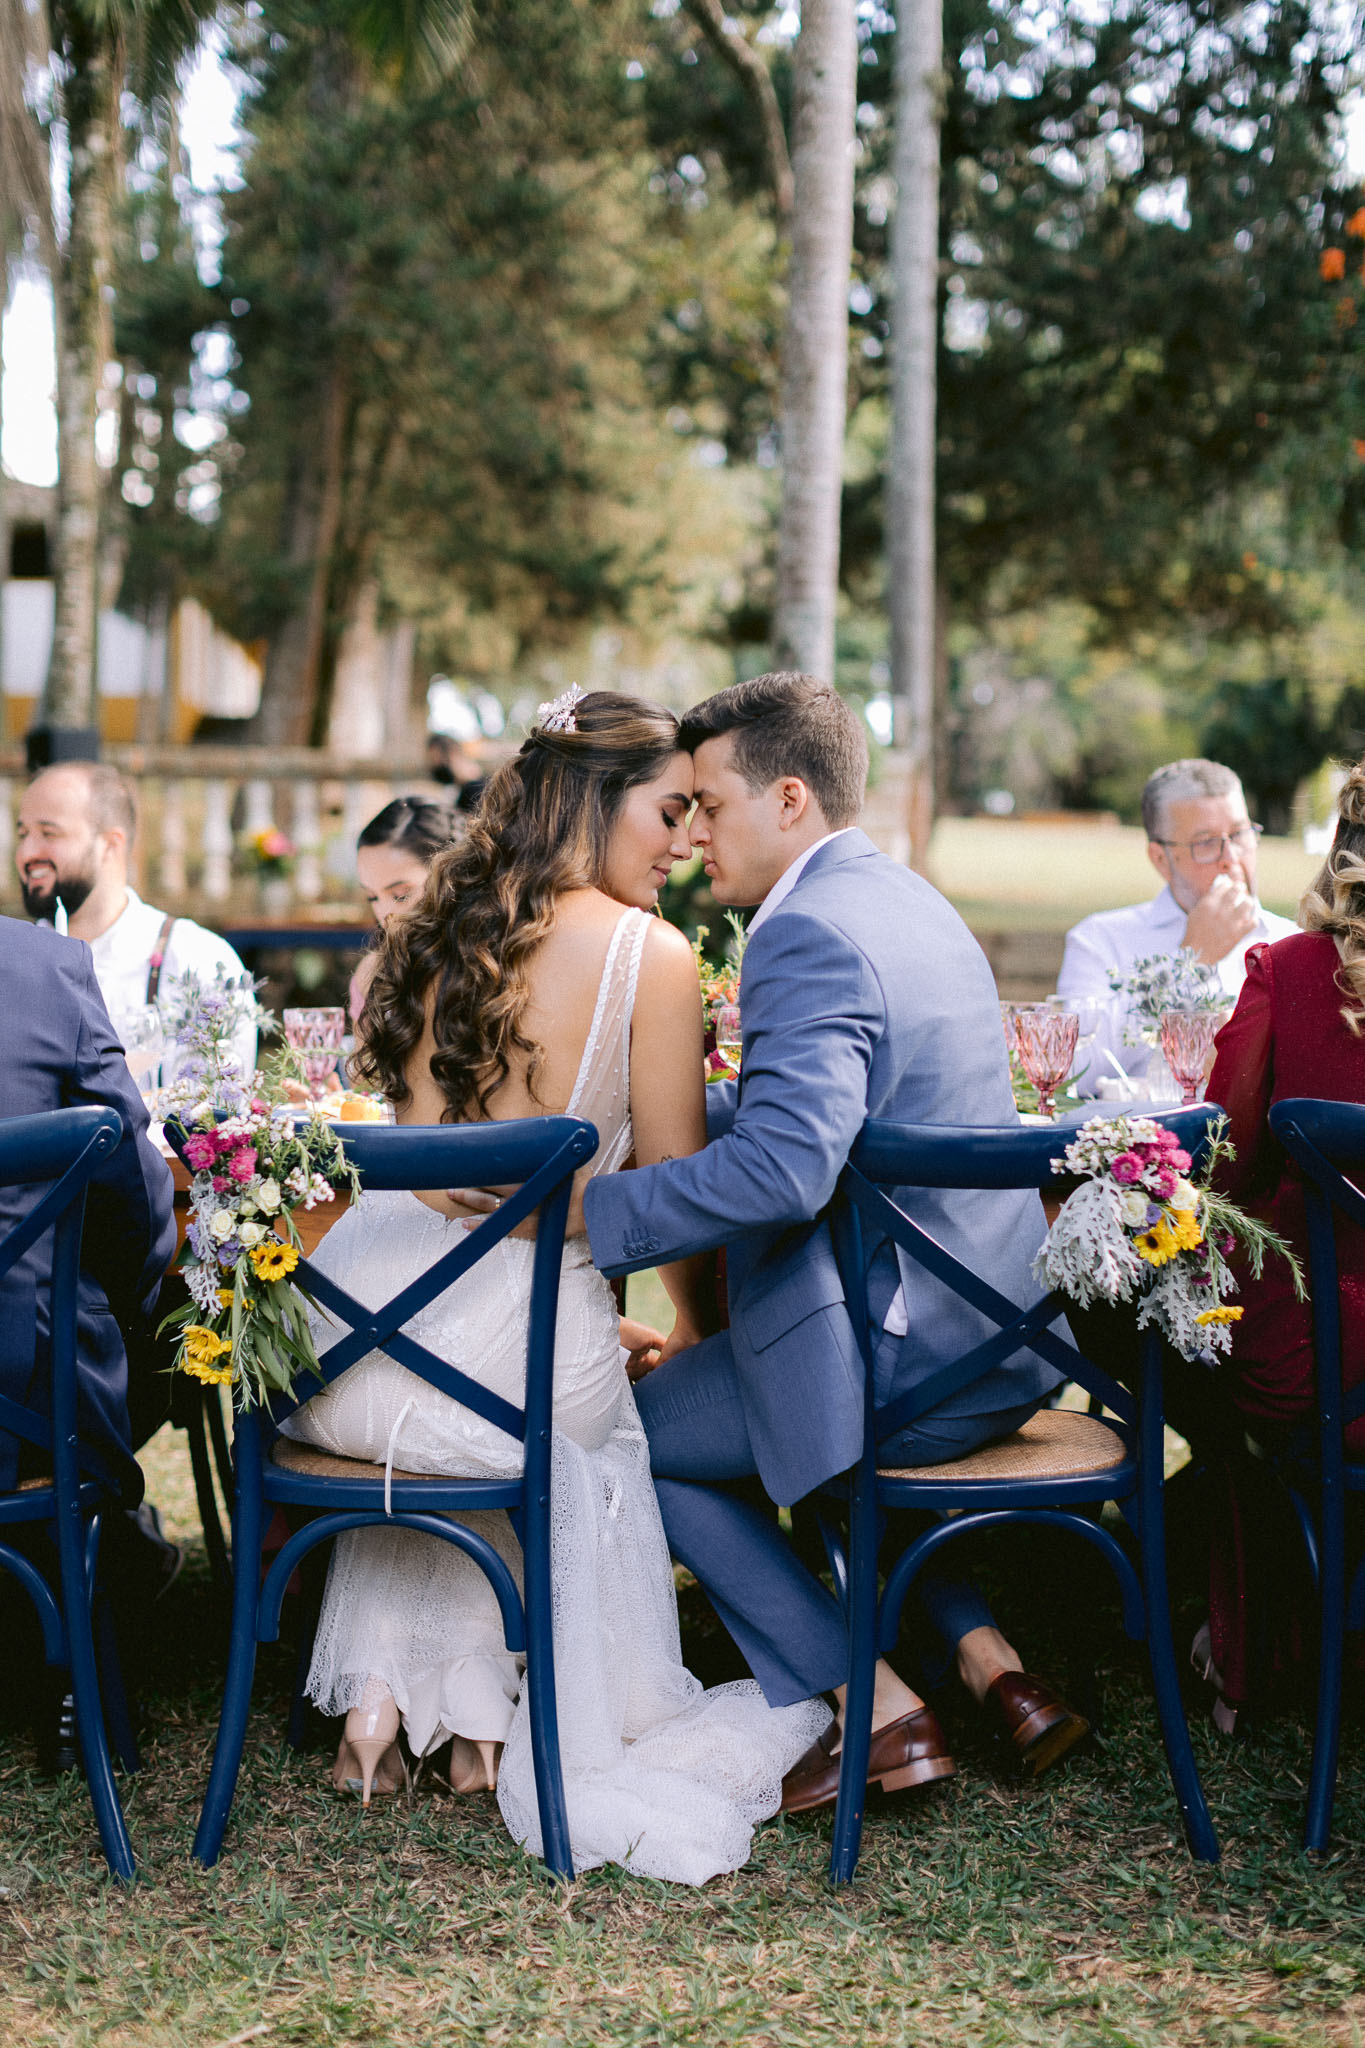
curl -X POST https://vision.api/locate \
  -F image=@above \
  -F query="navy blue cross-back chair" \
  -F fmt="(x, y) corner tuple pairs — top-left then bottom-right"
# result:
(821, 1106), (1223, 1884)
(1266, 1099), (1365, 1853)
(189, 1115), (598, 1877)
(0, 1105), (139, 1882)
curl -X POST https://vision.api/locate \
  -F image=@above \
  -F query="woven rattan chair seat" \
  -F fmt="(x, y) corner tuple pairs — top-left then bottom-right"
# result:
(879, 1406), (1127, 1483)
(270, 1438), (443, 1487)
(18, 1474), (52, 1492)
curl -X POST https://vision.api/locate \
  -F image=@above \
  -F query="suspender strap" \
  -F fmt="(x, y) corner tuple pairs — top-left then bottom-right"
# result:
(145, 914), (177, 1006)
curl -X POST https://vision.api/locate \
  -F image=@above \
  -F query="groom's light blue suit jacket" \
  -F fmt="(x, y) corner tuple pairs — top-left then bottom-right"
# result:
(583, 830), (1064, 1506)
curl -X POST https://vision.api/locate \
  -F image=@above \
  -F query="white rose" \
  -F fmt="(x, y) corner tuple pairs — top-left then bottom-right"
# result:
(1169, 1177), (1200, 1211)
(238, 1221), (267, 1248)
(210, 1210), (235, 1241)
(1121, 1188), (1150, 1227)
(256, 1178), (282, 1214)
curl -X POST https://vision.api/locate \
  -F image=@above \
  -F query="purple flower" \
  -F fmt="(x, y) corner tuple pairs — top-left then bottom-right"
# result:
(1111, 1153), (1143, 1184)
(216, 1241), (241, 1269)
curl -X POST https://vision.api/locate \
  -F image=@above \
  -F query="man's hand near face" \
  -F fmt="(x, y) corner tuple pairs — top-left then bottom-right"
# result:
(1180, 871), (1260, 967)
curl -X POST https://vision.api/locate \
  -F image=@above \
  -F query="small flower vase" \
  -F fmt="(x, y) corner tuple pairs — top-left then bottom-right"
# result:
(258, 874), (292, 919)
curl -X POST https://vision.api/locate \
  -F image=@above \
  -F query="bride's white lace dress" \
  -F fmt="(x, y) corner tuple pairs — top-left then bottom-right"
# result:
(281, 906), (829, 1882)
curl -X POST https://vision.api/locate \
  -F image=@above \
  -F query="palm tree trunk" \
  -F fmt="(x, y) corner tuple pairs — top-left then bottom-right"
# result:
(247, 361), (351, 747)
(887, 0), (943, 871)
(771, 0), (856, 682)
(39, 21), (119, 738)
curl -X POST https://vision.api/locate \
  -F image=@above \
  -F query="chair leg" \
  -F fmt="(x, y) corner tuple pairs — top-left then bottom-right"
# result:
(830, 1456), (878, 1887)
(194, 1421), (263, 1868)
(1305, 1474), (1347, 1854)
(520, 1512), (572, 1880)
(83, 1513), (140, 1774)
(93, 1591), (140, 1775)
(59, 1515), (135, 1881)
(1136, 1484), (1219, 1863)
(185, 1391), (232, 1588)
(285, 1548), (324, 1754)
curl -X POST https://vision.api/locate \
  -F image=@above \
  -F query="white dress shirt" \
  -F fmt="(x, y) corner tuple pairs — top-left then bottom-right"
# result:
(84, 888), (258, 1084)
(1057, 884), (1298, 1093)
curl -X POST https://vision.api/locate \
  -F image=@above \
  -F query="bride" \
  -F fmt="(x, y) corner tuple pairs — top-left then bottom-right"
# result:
(280, 688), (829, 1882)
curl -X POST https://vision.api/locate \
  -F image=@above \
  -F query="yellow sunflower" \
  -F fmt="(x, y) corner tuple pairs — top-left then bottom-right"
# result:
(217, 1287), (234, 1311)
(249, 1240), (299, 1283)
(1135, 1215), (1181, 1267)
(1195, 1306), (1244, 1327)
(181, 1324), (234, 1386)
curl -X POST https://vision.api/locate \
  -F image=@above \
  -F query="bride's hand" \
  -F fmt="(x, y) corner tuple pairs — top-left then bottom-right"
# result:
(657, 1321), (702, 1368)
(619, 1316), (666, 1381)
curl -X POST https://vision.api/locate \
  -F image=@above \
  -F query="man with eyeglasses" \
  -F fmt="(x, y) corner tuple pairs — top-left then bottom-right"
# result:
(1058, 758), (1298, 1093)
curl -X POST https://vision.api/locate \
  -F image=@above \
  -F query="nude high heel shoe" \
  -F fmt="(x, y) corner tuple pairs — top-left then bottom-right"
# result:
(333, 1691), (407, 1805)
(447, 1734), (502, 1794)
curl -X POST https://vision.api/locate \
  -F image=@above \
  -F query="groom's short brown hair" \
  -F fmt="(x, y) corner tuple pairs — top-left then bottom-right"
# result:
(679, 672), (868, 828)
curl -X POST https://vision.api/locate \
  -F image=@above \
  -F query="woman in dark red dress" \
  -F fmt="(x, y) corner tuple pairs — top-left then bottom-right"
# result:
(1201, 763), (1365, 1722)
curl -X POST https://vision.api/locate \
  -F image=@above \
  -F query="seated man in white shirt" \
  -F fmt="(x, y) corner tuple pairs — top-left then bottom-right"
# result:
(1057, 757), (1297, 1092)
(15, 762), (257, 1084)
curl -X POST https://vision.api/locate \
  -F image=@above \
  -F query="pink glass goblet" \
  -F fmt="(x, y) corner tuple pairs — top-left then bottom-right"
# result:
(1000, 1001), (1018, 1055)
(1159, 1007), (1221, 1107)
(1013, 1007), (1080, 1118)
(284, 1006), (346, 1099)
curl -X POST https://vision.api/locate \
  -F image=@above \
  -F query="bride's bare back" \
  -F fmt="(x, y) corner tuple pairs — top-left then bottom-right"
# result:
(400, 886), (707, 1227)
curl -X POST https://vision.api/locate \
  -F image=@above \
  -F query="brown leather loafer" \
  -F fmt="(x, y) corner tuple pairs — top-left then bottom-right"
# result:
(780, 1705), (956, 1815)
(986, 1671), (1090, 1778)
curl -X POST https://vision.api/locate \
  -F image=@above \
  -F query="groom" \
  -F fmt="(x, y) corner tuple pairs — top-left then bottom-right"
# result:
(583, 672), (1088, 1807)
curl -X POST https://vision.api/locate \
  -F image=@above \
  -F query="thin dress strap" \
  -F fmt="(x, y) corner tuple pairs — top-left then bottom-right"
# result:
(566, 907), (651, 1180)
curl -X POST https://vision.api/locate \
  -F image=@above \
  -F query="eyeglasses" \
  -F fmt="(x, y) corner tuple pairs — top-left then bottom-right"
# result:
(1155, 824), (1263, 866)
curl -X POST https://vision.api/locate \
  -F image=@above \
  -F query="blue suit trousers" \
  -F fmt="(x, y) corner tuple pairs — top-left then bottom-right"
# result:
(636, 1330), (1040, 1708)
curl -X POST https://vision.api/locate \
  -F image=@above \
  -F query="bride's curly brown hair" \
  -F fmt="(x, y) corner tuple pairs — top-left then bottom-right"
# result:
(354, 690), (682, 1118)
(1301, 757), (1365, 1036)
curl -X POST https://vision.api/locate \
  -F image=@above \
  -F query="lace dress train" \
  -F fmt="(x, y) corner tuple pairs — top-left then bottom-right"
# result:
(282, 908), (829, 1882)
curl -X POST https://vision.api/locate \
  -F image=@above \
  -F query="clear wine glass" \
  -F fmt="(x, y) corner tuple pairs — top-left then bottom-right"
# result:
(714, 1002), (742, 1072)
(1013, 1007), (1080, 1118)
(1159, 1007), (1222, 1107)
(117, 1004), (166, 1092)
(1000, 1001), (1018, 1055)
(284, 1006), (346, 1099)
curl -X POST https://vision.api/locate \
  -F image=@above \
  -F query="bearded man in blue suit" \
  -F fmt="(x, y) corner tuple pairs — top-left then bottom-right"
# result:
(583, 672), (1088, 1809)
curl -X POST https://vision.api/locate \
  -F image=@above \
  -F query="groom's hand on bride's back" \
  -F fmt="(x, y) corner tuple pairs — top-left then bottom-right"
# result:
(445, 1180), (588, 1238)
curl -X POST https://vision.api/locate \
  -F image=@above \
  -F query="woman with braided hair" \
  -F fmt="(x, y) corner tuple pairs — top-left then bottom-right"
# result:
(1198, 760), (1365, 1727)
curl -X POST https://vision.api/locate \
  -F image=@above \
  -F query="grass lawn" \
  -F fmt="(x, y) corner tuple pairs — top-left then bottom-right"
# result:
(3, 1422), (1364, 2048)
(928, 819), (1319, 935)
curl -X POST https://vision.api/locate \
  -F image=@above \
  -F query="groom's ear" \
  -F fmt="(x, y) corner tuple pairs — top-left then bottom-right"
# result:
(777, 777), (812, 828)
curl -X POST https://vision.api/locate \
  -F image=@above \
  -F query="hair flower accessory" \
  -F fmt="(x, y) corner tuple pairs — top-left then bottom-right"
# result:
(536, 683), (585, 734)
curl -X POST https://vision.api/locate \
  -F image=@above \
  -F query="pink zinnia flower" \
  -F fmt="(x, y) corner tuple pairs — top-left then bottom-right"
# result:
(1152, 1168), (1177, 1200)
(211, 1174), (230, 1193)
(228, 1148), (257, 1183)
(1169, 1149), (1192, 1171)
(183, 1134), (216, 1172)
(1110, 1153), (1143, 1184)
